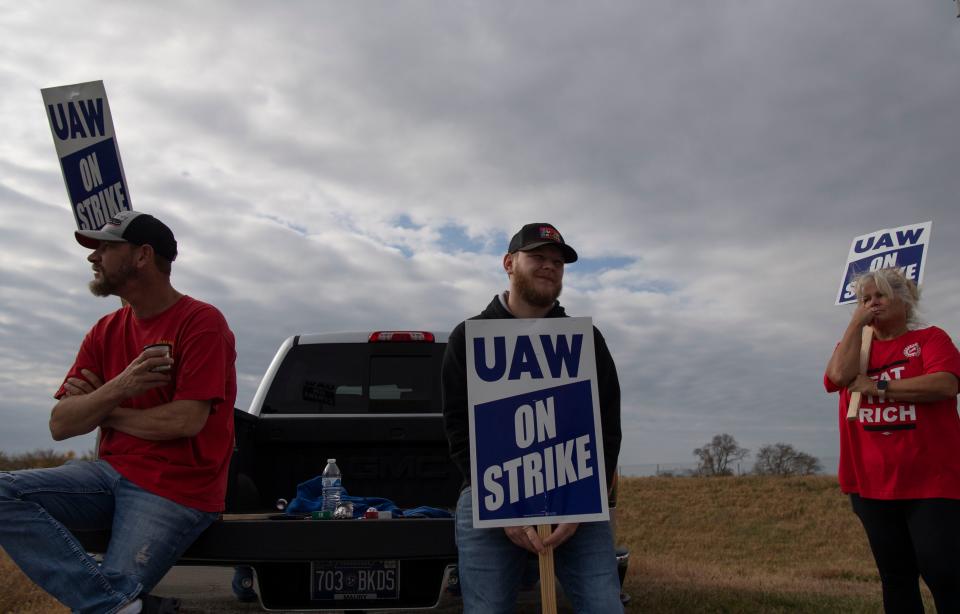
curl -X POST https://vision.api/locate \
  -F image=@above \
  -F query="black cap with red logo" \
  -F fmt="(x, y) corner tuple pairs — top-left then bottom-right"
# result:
(75, 210), (178, 262)
(507, 222), (578, 263)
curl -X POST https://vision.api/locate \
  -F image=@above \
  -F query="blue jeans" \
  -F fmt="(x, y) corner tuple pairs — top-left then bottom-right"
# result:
(0, 460), (216, 614)
(455, 488), (623, 614)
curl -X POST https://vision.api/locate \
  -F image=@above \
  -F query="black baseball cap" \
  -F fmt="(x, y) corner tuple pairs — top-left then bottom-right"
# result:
(508, 222), (578, 263)
(75, 210), (178, 262)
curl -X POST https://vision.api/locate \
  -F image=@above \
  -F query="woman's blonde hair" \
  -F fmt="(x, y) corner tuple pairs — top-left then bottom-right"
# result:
(854, 268), (922, 328)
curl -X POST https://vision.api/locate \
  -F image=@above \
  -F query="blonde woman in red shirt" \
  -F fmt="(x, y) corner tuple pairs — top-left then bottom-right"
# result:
(825, 268), (960, 613)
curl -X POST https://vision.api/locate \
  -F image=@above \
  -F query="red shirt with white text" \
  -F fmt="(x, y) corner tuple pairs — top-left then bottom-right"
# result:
(825, 326), (960, 499)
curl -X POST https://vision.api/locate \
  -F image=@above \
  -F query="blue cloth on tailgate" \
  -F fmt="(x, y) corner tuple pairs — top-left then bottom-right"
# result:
(285, 474), (451, 518)
(400, 506), (452, 518)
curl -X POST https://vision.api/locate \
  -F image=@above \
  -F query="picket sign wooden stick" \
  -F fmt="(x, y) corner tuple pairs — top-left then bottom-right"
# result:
(846, 325), (875, 421)
(537, 524), (557, 614)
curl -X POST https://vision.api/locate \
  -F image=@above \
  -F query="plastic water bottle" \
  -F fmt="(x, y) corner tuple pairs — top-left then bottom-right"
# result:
(321, 458), (342, 514)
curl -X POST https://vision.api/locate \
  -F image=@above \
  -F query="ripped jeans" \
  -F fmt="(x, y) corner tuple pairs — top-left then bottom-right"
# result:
(0, 460), (215, 614)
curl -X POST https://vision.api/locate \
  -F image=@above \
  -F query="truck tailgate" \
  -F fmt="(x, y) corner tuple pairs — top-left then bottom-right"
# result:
(75, 514), (456, 563)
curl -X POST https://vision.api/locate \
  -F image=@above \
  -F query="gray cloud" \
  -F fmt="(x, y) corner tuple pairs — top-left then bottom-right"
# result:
(2, 1), (959, 468)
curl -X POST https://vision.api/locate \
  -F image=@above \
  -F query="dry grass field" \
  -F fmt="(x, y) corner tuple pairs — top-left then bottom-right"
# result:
(0, 475), (936, 613)
(614, 475), (933, 612)
(0, 554), (63, 613)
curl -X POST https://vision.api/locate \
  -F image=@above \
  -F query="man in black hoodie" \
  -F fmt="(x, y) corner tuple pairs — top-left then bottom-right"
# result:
(441, 223), (623, 614)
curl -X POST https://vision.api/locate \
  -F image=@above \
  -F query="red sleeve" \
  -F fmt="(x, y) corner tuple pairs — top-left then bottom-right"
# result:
(173, 308), (236, 412)
(920, 327), (960, 380)
(824, 341), (842, 393)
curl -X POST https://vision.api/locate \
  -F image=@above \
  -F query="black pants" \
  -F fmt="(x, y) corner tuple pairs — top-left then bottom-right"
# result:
(850, 494), (960, 613)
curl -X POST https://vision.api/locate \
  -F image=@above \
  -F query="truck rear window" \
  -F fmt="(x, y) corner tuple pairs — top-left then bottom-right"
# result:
(260, 343), (443, 414)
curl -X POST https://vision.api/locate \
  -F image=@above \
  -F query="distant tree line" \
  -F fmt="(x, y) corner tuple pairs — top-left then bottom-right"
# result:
(753, 442), (821, 476)
(0, 449), (95, 471)
(690, 433), (821, 477)
(6, 439), (822, 479)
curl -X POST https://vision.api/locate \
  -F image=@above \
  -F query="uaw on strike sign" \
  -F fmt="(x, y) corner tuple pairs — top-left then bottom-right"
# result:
(41, 80), (132, 230)
(836, 221), (932, 305)
(466, 318), (608, 528)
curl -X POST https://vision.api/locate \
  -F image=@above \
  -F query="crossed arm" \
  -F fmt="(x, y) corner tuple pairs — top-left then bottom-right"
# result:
(50, 349), (211, 441)
(846, 372), (958, 403)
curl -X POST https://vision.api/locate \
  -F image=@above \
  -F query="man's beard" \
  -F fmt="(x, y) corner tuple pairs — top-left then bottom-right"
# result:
(89, 262), (138, 297)
(513, 266), (562, 308)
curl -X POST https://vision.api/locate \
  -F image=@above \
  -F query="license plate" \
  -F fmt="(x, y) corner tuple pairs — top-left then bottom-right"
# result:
(310, 560), (400, 601)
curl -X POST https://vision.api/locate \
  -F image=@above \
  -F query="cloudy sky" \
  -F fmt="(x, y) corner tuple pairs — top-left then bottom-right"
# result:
(2, 2), (958, 469)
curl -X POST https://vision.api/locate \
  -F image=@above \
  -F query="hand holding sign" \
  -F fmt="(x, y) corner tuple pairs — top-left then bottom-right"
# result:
(541, 522), (578, 548)
(504, 521), (578, 554)
(504, 525), (546, 553)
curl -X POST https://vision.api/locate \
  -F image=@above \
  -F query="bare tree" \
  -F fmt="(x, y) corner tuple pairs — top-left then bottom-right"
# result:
(753, 443), (822, 476)
(693, 433), (749, 476)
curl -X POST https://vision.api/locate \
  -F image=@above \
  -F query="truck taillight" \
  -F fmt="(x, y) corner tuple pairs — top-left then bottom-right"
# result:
(368, 331), (435, 343)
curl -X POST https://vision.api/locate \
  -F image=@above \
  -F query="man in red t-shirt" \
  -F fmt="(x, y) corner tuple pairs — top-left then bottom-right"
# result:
(0, 211), (236, 614)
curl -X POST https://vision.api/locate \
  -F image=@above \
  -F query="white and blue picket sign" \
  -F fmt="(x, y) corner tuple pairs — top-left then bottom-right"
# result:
(466, 318), (609, 529)
(41, 80), (132, 230)
(836, 221), (932, 305)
